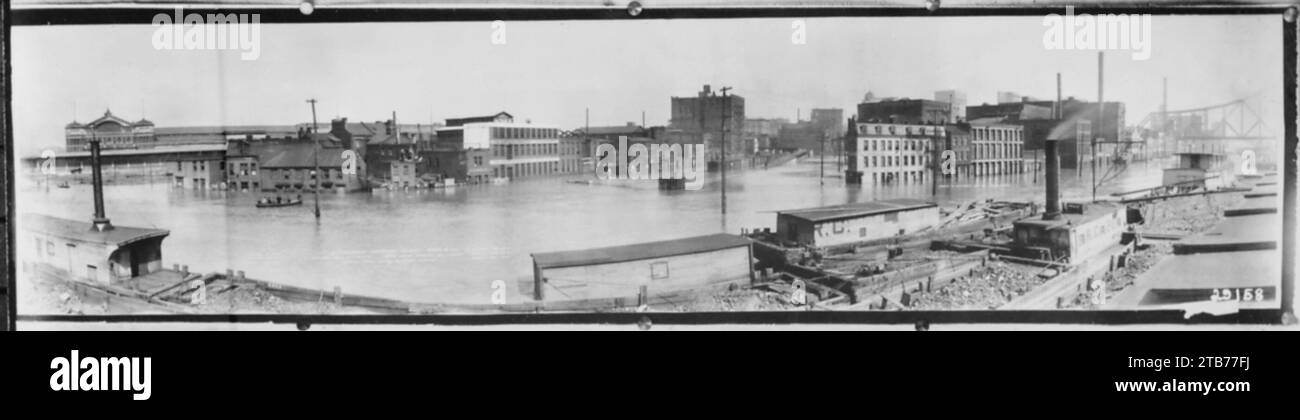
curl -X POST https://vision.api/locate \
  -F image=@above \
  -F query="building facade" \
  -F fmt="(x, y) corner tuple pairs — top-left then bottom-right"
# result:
(65, 110), (156, 151)
(437, 114), (560, 183)
(669, 85), (746, 160)
(846, 122), (943, 186)
(969, 121), (1025, 176)
(173, 157), (224, 190)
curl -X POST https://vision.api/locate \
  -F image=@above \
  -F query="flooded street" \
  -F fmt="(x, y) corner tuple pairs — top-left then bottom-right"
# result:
(16, 157), (1169, 305)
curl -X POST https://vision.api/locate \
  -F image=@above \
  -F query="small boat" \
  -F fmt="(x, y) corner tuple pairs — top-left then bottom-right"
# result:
(256, 198), (303, 208)
(56, 181), (70, 189)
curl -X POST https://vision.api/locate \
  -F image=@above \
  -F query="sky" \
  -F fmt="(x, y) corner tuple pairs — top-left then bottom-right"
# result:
(11, 14), (1284, 156)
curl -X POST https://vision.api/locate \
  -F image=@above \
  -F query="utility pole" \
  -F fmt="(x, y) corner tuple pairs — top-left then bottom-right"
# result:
(586, 107), (591, 176)
(819, 133), (825, 185)
(720, 86), (732, 222)
(307, 98), (321, 219)
(932, 124), (941, 197)
(1094, 52), (1103, 202)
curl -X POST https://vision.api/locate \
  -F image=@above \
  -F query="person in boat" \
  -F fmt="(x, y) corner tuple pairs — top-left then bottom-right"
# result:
(276, 196), (283, 204)
(296, 194), (302, 202)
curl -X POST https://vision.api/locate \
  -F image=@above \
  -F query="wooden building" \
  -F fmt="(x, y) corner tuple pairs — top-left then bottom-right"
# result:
(530, 234), (754, 301)
(21, 214), (169, 285)
(776, 199), (940, 248)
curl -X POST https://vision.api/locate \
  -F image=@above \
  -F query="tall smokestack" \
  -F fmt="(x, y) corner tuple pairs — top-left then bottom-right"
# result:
(89, 139), (112, 231)
(1043, 138), (1061, 221)
(1055, 73), (1062, 119)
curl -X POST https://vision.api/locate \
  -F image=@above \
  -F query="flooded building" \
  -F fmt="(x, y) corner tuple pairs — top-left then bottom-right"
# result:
(258, 137), (365, 192)
(437, 112), (561, 182)
(775, 199), (940, 248)
(969, 120), (1025, 176)
(225, 139), (261, 191)
(530, 234), (755, 301)
(844, 122), (943, 185)
(669, 85), (747, 159)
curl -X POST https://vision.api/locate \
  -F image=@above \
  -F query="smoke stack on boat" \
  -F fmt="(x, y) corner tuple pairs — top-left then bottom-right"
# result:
(89, 139), (113, 231)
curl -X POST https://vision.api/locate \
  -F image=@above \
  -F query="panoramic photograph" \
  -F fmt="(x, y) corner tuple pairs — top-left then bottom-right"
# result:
(9, 12), (1286, 317)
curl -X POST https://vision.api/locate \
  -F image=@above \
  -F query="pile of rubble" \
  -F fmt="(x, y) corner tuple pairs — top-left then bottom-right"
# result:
(906, 261), (1046, 310)
(1143, 194), (1242, 233)
(202, 285), (350, 314)
(664, 289), (801, 312)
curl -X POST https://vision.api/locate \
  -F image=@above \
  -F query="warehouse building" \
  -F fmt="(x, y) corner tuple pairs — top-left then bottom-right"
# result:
(530, 234), (754, 301)
(776, 199), (940, 248)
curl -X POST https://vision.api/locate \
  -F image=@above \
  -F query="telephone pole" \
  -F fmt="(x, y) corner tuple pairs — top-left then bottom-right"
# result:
(819, 133), (826, 185)
(307, 98), (321, 219)
(1094, 52), (1103, 202)
(720, 86), (732, 223)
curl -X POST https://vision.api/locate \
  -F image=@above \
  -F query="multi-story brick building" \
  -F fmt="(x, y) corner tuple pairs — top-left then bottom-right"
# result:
(845, 122), (943, 186)
(669, 85), (746, 161)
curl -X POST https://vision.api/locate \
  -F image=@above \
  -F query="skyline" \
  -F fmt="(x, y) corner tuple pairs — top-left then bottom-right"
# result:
(12, 14), (1283, 156)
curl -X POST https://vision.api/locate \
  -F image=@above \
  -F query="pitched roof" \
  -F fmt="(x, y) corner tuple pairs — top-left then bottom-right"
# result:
(532, 234), (751, 269)
(778, 199), (937, 223)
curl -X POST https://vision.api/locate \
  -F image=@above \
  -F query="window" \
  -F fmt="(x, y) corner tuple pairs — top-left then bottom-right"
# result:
(650, 261), (670, 280)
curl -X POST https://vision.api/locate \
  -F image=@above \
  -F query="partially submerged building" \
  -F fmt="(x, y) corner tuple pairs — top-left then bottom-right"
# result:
(530, 234), (754, 301)
(776, 199), (940, 248)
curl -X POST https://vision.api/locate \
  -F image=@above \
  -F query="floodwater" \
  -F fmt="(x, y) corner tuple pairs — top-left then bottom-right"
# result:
(16, 157), (1170, 306)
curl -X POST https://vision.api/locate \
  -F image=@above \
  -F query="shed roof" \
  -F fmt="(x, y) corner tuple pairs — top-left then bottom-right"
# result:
(23, 214), (169, 247)
(777, 199), (937, 223)
(532, 233), (751, 270)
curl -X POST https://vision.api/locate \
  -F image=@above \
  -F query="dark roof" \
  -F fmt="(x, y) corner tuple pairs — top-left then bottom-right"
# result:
(778, 199), (937, 223)
(532, 234), (751, 269)
(261, 143), (349, 168)
(445, 111), (513, 127)
(579, 125), (646, 136)
(23, 214), (169, 247)
(155, 125), (299, 136)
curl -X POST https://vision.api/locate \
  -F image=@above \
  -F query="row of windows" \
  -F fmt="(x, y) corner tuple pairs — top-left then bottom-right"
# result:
(492, 142), (561, 159)
(863, 155), (929, 168)
(273, 168), (345, 180)
(229, 162), (259, 176)
(973, 128), (1023, 142)
(493, 161), (561, 178)
(973, 144), (1022, 161)
(861, 138), (932, 152)
(491, 127), (560, 139)
(860, 125), (943, 136)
